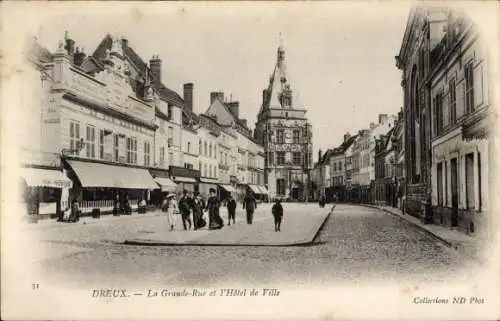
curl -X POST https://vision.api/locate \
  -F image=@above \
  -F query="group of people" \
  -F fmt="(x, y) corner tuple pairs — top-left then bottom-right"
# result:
(160, 189), (285, 232)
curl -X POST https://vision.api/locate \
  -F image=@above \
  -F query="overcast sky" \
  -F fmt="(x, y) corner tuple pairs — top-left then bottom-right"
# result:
(5, 1), (497, 163)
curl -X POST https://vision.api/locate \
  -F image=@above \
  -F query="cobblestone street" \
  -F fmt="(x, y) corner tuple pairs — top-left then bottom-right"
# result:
(28, 203), (478, 290)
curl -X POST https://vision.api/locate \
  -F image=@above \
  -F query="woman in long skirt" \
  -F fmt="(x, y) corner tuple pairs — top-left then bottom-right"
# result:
(163, 193), (178, 231)
(206, 188), (223, 230)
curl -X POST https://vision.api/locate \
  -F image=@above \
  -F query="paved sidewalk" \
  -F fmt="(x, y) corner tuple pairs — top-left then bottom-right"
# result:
(125, 203), (332, 246)
(364, 204), (486, 261)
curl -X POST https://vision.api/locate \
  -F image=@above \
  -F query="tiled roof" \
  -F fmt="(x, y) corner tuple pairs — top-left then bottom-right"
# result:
(92, 34), (185, 107)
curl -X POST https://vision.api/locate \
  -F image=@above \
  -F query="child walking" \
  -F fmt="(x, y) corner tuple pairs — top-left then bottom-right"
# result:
(271, 199), (283, 232)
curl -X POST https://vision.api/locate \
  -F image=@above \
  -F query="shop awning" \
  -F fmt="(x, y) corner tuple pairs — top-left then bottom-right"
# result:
(200, 177), (219, 184)
(173, 176), (197, 183)
(154, 177), (177, 192)
(248, 185), (261, 194)
(219, 184), (236, 193)
(67, 160), (158, 189)
(258, 185), (269, 194)
(20, 168), (72, 188)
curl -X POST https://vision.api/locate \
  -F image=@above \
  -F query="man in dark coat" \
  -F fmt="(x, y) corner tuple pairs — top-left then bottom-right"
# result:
(242, 191), (257, 224)
(179, 190), (192, 230)
(226, 194), (237, 226)
(271, 199), (283, 232)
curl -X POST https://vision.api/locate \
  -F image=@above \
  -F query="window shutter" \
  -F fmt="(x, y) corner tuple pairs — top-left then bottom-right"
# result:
(474, 65), (483, 108)
(443, 92), (449, 128)
(456, 82), (465, 118)
(432, 96), (437, 137)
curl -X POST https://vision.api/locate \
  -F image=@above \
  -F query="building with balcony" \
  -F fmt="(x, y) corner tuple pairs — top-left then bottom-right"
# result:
(254, 44), (313, 201)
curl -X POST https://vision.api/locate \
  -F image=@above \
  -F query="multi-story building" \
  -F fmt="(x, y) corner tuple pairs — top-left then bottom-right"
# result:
(374, 127), (397, 206)
(427, 10), (492, 235)
(254, 45), (313, 201)
(328, 133), (357, 202)
(204, 92), (266, 202)
(396, 6), (441, 220)
(397, 5), (493, 236)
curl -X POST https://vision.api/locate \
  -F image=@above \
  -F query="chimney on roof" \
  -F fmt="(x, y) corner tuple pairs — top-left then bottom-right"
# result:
(318, 149), (322, 162)
(378, 113), (388, 124)
(121, 38), (128, 47)
(210, 91), (224, 104)
(370, 122), (376, 130)
(227, 101), (240, 119)
(64, 32), (75, 62)
(343, 132), (351, 143)
(149, 55), (162, 85)
(183, 83), (193, 112)
(240, 119), (248, 128)
(73, 47), (86, 66)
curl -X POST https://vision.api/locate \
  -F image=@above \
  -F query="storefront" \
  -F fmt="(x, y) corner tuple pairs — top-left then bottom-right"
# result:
(247, 184), (270, 202)
(218, 183), (236, 203)
(199, 177), (219, 199)
(19, 166), (72, 220)
(169, 166), (200, 195)
(64, 159), (158, 214)
(149, 168), (178, 207)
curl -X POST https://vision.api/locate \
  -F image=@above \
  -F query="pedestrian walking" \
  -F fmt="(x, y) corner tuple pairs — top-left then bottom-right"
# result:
(242, 191), (257, 224)
(179, 190), (192, 230)
(206, 188), (223, 230)
(193, 192), (206, 230)
(69, 199), (80, 223)
(163, 193), (178, 231)
(226, 194), (237, 226)
(271, 199), (283, 232)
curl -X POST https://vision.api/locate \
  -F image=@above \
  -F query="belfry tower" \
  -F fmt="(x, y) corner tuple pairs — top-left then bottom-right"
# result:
(254, 42), (313, 201)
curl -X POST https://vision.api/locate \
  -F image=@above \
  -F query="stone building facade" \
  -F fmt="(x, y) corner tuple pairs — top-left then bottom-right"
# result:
(397, 5), (493, 235)
(427, 10), (492, 235)
(254, 45), (313, 201)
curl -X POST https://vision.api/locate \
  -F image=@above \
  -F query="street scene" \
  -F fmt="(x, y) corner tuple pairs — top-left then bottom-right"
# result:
(7, 1), (495, 304)
(26, 203), (475, 289)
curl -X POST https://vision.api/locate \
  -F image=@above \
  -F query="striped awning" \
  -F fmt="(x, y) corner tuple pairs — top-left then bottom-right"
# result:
(154, 177), (177, 192)
(67, 160), (158, 189)
(248, 185), (261, 194)
(219, 184), (236, 193)
(258, 185), (269, 194)
(20, 168), (72, 188)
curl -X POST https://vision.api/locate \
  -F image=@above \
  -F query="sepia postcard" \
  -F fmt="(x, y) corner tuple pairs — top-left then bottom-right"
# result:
(1, 1), (499, 320)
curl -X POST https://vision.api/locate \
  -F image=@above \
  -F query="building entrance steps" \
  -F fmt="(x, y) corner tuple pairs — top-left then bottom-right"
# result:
(124, 203), (332, 246)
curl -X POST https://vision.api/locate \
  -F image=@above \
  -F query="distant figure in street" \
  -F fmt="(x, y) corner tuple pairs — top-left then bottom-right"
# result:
(243, 191), (257, 224)
(206, 188), (223, 230)
(226, 194), (237, 226)
(163, 193), (178, 231)
(179, 190), (192, 230)
(69, 199), (80, 223)
(271, 199), (283, 232)
(318, 194), (326, 208)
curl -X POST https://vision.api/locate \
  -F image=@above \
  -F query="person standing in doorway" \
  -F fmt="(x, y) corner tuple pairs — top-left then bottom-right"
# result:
(243, 191), (257, 224)
(272, 198), (283, 232)
(226, 194), (237, 226)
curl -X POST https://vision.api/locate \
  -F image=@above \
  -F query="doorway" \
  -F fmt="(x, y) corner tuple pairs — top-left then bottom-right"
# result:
(450, 158), (459, 227)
